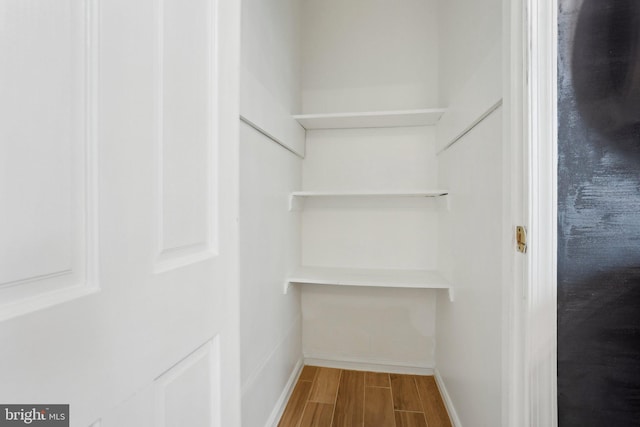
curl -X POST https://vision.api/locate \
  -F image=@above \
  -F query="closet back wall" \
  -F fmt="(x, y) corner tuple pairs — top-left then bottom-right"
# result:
(301, 0), (439, 113)
(302, 127), (439, 270)
(298, 0), (442, 374)
(301, 126), (440, 370)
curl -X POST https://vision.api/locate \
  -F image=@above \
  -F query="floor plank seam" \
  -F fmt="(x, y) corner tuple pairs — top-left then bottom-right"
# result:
(412, 376), (430, 427)
(296, 379), (313, 427)
(328, 369), (342, 427)
(388, 374), (397, 427)
(361, 372), (365, 427)
(298, 399), (309, 424)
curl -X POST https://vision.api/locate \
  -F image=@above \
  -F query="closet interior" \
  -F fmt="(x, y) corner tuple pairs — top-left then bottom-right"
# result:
(239, 0), (505, 426)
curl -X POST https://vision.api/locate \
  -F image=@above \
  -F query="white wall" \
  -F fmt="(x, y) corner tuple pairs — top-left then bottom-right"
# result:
(436, 108), (503, 427)
(240, 0), (305, 155)
(433, 2), (504, 425)
(242, 0), (301, 113)
(239, 124), (302, 427)
(301, 0), (439, 113)
(436, 0), (502, 106)
(302, 127), (439, 270)
(240, 0), (304, 425)
(300, 126), (440, 369)
(302, 286), (437, 370)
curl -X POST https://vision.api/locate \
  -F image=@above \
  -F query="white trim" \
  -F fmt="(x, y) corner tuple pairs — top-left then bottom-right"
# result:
(0, 285), (99, 323)
(507, 0), (559, 424)
(240, 116), (304, 159)
(264, 358), (304, 427)
(503, 0), (530, 425)
(437, 99), (503, 154)
(241, 317), (301, 395)
(434, 369), (463, 427)
(527, 0), (558, 425)
(154, 339), (220, 427)
(152, 0), (219, 274)
(436, 42), (503, 153)
(240, 67), (306, 157)
(303, 356), (433, 376)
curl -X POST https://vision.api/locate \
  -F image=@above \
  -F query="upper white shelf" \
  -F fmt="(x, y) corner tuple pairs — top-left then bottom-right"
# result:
(289, 190), (448, 210)
(293, 109), (447, 130)
(285, 266), (453, 300)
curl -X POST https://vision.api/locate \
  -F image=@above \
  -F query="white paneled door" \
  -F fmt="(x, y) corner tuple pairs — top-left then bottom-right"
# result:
(0, 0), (240, 426)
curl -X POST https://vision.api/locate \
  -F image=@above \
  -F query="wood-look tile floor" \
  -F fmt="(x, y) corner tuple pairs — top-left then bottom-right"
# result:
(278, 366), (452, 427)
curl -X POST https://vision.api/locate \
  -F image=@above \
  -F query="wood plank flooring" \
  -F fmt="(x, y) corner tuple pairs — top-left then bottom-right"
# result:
(278, 366), (452, 427)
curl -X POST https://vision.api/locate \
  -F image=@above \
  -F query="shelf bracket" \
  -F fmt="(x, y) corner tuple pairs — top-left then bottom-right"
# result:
(448, 287), (455, 302)
(284, 280), (293, 294)
(436, 194), (451, 211)
(289, 195), (304, 211)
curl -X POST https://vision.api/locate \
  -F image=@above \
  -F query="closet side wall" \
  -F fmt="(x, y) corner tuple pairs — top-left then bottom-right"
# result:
(435, 1), (504, 424)
(240, 1), (303, 426)
(301, 0), (439, 113)
(239, 125), (302, 427)
(436, 109), (503, 427)
(436, 0), (502, 106)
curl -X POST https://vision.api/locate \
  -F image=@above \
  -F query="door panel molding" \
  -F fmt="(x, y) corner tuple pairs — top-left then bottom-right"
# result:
(153, 0), (219, 274)
(0, 0), (100, 318)
(154, 338), (221, 427)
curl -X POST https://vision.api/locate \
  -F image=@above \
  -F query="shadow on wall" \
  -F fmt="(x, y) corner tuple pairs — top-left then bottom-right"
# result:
(572, 0), (640, 155)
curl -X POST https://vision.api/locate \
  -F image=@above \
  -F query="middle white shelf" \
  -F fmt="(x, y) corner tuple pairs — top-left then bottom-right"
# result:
(289, 190), (449, 210)
(285, 266), (453, 301)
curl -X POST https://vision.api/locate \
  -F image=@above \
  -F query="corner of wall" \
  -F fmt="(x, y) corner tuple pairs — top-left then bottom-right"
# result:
(262, 358), (304, 427)
(434, 369), (463, 427)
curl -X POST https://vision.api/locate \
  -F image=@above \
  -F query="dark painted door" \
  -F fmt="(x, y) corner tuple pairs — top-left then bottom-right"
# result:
(558, 1), (640, 425)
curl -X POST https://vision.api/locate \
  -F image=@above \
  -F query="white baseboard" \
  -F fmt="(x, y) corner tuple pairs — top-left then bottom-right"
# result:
(434, 369), (463, 427)
(264, 358), (304, 427)
(304, 355), (434, 376)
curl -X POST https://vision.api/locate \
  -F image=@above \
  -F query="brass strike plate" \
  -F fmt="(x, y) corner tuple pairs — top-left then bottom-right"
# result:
(516, 226), (527, 253)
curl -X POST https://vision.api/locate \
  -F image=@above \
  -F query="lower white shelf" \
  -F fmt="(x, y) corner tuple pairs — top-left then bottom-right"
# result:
(285, 266), (454, 301)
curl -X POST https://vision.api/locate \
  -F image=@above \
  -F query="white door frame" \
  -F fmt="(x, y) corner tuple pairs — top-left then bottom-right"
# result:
(505, 0), (558, 425)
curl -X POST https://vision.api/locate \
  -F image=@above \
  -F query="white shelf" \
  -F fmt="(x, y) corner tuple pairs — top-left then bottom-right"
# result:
(289, 190), (448, 210)
(293, 109), (447, 130)
(286, 266), (453, 300)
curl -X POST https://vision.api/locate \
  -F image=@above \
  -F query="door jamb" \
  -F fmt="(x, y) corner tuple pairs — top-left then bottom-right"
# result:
(505, 0), (558, 425)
